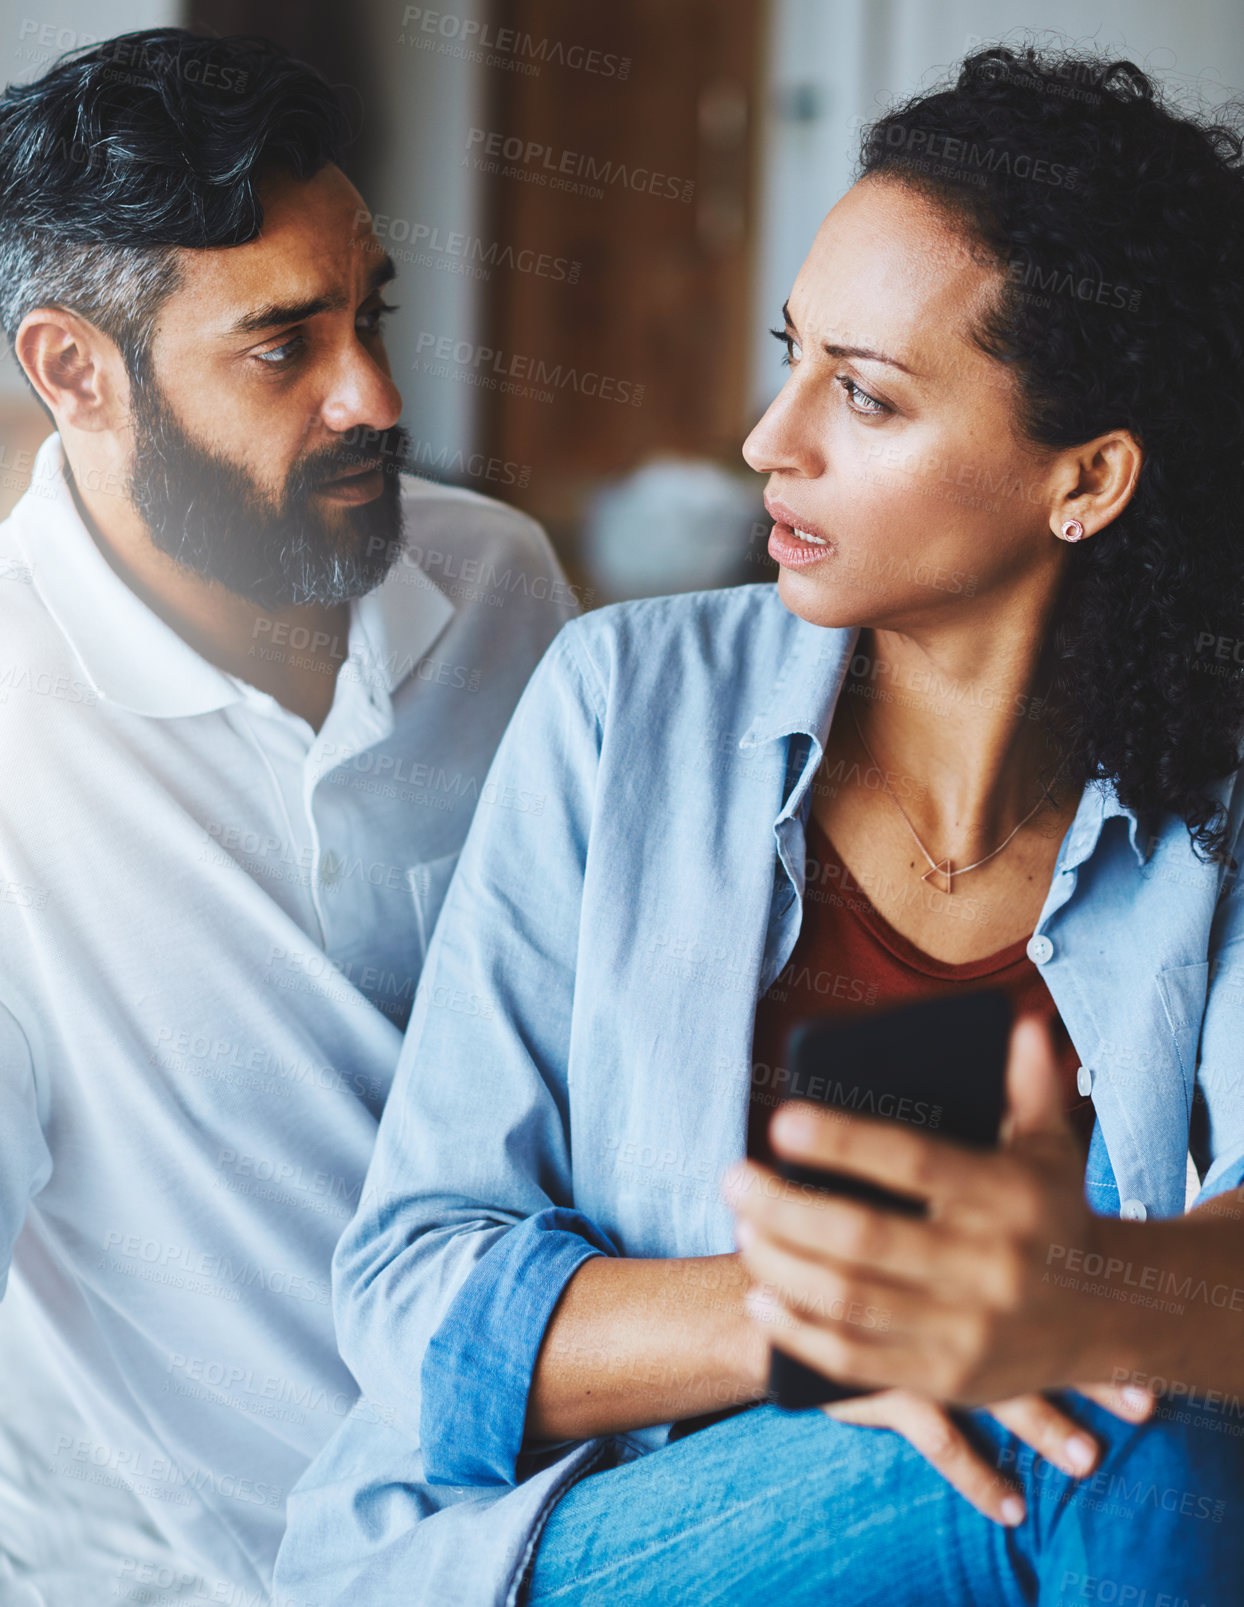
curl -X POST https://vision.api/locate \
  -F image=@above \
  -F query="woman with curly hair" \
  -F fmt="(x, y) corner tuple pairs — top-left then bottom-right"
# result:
(276, 45), (1244, 1606)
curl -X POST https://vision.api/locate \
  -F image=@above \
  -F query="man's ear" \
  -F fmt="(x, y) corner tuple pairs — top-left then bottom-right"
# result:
(13, 307), (130, 432)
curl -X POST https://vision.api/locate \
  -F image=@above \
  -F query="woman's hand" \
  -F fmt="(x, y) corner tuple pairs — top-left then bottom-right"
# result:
(820, 1384), (1154, 1526)
(722, 1015), (1134, 1408)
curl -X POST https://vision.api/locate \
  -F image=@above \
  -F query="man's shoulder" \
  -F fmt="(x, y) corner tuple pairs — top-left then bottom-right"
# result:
(0, 516), (37, 595)
(0, 515), (78, 680)
(397, 473), (562, 585)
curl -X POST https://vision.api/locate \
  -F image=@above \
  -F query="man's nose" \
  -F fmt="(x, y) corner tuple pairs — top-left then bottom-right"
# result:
(319, 347), (403, 438)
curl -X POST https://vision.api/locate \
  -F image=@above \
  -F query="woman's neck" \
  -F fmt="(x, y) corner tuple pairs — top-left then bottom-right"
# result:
(843, 622), (1073, 861)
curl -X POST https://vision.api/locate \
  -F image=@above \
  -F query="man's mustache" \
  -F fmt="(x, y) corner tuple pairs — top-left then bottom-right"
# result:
(296, 426), (410, 489)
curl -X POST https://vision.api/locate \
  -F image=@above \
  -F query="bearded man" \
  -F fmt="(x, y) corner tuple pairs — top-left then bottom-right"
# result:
(0, 28), (576, 1605)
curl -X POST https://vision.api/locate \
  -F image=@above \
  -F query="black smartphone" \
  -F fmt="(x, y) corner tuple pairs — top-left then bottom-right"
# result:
(759, 988), (1011, 1410)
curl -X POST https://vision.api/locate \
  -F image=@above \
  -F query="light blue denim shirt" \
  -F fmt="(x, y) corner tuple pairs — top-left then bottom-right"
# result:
(275, 583), (1244, 1607)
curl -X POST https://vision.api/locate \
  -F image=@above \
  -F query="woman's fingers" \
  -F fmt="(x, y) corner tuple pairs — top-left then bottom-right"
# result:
(725, 1156), (1048, 1309)
(736, 1218), (911, 1333)
(1074, 1380), (1157, 1423)
(825, 1389), (1026, 1527)
(729, 1170), (958, 1288)
(988, 1393), (1100, 1478)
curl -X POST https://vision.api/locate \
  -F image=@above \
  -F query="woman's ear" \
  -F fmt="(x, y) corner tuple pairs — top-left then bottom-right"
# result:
(14, 307), (129, 433)
(1047, 428), (1143, 542)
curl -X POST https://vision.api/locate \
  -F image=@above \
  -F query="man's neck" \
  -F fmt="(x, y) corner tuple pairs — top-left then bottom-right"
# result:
(69, 468), (351, 732)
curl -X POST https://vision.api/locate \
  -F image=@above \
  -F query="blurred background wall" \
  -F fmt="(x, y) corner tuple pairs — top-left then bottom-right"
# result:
(1, 0), (1242, 600)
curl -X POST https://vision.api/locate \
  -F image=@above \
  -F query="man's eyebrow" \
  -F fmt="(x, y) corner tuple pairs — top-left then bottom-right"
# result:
(227, 252), (398, 337)
(781, 300), (918, 376)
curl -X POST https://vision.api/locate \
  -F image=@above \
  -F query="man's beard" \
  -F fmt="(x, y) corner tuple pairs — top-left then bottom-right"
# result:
(126, 378), (408, 609)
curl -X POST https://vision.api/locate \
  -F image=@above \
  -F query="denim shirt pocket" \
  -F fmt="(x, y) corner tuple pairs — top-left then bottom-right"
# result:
(1155, 960), (1211, 1085)
(407, 850), (462, 970)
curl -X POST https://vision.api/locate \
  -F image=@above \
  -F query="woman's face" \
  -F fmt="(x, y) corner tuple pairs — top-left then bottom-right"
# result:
(743, 178), (1063, 631)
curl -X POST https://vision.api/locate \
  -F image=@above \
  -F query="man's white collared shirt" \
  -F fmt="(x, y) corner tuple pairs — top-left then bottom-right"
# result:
(0, 434), (577, 1601)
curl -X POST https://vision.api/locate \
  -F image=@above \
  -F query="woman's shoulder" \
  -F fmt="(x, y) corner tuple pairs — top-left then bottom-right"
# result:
(557, 582), (837, 703)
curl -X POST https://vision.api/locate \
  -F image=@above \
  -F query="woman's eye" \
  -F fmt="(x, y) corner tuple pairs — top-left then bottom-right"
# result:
(837, 375), (889, 416)
(769, 326), (801, 367)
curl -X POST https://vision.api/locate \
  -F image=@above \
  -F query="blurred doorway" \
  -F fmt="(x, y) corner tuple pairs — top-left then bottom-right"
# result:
(473, 0), (767, 553)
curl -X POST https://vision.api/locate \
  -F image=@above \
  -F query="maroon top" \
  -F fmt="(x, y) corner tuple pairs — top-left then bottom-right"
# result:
(748, 813), (1095, 1165)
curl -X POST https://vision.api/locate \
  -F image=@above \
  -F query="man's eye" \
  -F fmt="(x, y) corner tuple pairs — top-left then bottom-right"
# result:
(251, 303), (399, 369)
(253, 336), (304, 367)
(358, 302), (400, 334)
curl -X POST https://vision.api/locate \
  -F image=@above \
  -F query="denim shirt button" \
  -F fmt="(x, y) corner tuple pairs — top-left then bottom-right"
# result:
(1026, 934), (1054, 965)
(1120, 1197), (1148, 1221)
(1076, 1064), (1093, 1097)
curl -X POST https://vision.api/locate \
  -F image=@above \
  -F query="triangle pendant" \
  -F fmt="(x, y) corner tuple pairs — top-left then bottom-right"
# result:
(921, 858), (955, 894)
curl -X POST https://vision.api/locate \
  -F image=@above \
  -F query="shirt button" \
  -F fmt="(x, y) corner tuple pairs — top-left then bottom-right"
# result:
(1076, 1065), (1094, 1098)
(320, 851), (340, 886)
(1026, 934), (1054, 965)
(1120, 1198), (1148, 1221)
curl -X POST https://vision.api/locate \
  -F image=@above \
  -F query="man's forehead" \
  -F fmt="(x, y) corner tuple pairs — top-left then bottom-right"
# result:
(165, 166), (387, 330)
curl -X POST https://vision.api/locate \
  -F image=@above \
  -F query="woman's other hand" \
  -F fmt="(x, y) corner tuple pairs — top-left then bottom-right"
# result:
(821, 1382), (1154, 1526)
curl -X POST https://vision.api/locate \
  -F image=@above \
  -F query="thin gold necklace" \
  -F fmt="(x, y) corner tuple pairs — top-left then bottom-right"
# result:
(848, 700), (1067, 894)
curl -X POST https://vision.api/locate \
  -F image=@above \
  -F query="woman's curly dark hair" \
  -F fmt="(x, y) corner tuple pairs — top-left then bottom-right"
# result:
(860, 44), (1244, 865)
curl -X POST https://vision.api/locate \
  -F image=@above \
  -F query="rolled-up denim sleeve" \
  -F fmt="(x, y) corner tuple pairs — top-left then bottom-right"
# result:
(333, 622), (617, 1486)
(420, 1206), (617, 1485)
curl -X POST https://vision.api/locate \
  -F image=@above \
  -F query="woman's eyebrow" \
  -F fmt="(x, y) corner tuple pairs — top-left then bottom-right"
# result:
(822, 341), (918, 376)
(781, 300), (919, 376)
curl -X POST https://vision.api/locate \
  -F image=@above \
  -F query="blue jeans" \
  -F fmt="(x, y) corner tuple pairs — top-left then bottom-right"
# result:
(521, 1395), (1244, 1605)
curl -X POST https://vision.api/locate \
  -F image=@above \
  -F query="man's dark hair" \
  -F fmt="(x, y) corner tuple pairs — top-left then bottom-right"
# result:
(859, 45), (1244, 865)
(0, 28), (350, 384)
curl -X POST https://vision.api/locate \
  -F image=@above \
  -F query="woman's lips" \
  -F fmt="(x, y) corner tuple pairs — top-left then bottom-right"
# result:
(763, 495), (834, 568)
(766, 519), (834, 569)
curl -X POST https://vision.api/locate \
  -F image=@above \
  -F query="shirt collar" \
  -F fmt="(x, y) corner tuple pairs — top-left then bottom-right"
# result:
(9, 433), (455, 717)
(1073, 781), (1152, 868)
(350, 549), (454, 698)
(736, 603), (1150, 867)
(738, 614), (861, 759)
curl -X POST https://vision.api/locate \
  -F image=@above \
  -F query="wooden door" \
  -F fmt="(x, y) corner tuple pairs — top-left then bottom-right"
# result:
(474, 0), (767, 539)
